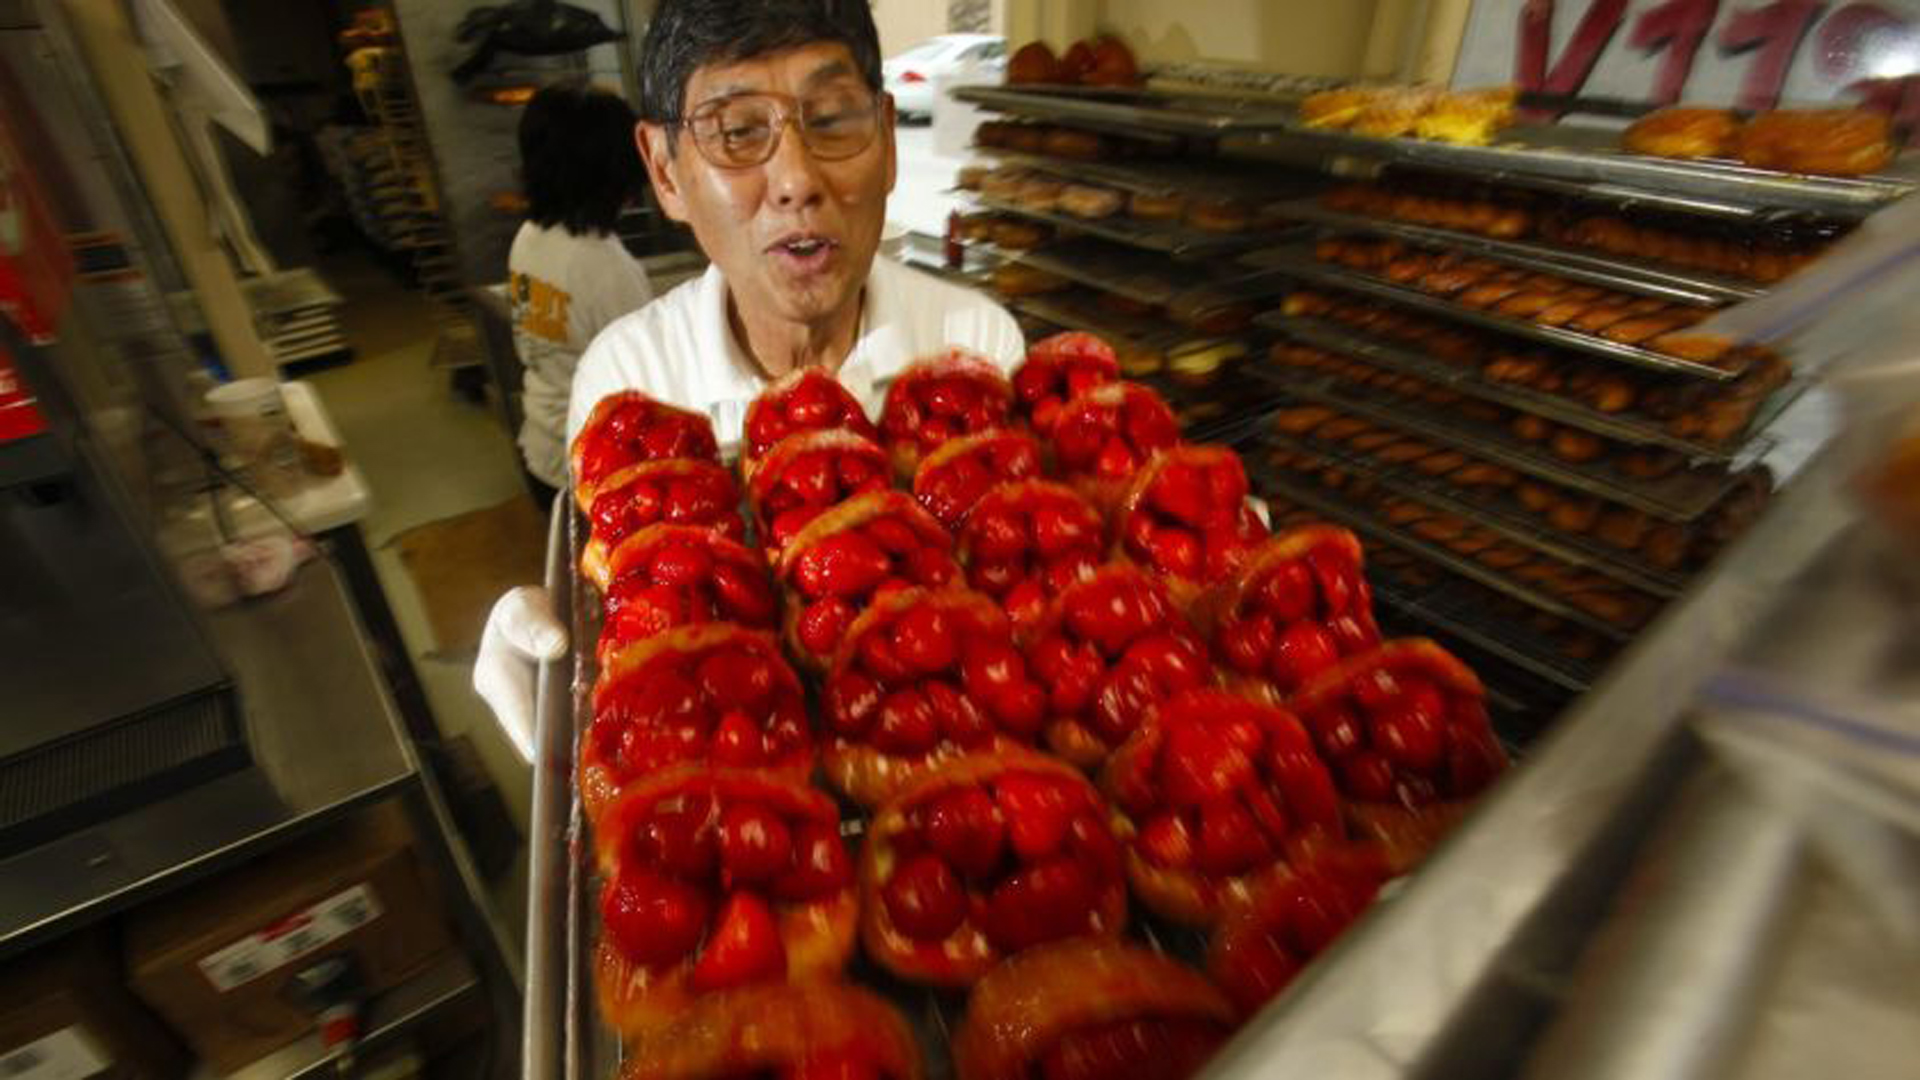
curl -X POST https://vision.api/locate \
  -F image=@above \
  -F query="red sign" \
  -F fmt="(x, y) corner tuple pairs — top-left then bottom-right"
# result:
(1457, 1), (1920, 123)
(0, 86), (73, 344)
(0, 345), (48, 442)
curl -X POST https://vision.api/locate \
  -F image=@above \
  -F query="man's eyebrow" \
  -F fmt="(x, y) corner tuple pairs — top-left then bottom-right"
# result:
(800, 60), (856, 87)
(690, 83), (761, 109)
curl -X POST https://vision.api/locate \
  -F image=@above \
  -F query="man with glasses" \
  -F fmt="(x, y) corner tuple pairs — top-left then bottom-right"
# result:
(476, 0), (1024, 753)
(565, 0), (1024, 451)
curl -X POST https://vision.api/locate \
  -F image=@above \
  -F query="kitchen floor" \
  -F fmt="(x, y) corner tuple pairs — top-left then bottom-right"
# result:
(300, 249), (534, 937)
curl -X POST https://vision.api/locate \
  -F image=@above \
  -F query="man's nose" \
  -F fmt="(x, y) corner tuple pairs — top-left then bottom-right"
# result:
(764, 117), (826, 210)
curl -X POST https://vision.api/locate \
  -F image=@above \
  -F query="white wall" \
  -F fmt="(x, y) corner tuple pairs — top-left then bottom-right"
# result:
(872, 0), (952, 58)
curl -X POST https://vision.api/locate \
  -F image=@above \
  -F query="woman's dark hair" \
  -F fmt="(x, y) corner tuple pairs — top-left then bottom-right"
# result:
(636, 0), (882, 125)
(519, 82), (645, 235)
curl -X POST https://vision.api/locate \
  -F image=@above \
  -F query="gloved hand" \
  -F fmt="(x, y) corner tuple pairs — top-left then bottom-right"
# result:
(473, 585), (568, 764)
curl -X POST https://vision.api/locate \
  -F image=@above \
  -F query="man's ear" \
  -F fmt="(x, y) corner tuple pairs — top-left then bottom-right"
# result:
(636, 122), (691, 224)
(880, 93), (898, 195)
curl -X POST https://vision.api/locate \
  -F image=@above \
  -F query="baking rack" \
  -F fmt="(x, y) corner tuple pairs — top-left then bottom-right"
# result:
(969, 193), (1291, 256)
(1251, 367), (1746, 521)
(1252, 462), (1645, 644)
(1230, 119), (1917, 221)
(981, 234), (1290, 310)
(1254, 314), (1775, 460)
(1262, 197), (1762, 305)
(972, 146), (1309, 204)
(1368, 569), (1605, 695)
(1244, 247), (1746, 381)
(1260, 425), (1687, 598)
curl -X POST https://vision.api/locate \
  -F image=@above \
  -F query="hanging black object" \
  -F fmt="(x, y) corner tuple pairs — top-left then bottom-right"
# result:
(451, 0), (625, 83)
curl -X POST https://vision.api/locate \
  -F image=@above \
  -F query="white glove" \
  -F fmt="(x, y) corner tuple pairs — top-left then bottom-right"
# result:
(473, 585), (568, 764)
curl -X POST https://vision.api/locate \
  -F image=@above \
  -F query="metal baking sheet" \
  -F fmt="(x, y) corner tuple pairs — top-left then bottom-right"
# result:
(1370, 571), (1602, 695)
(953, 83), (1300, 136)
(1254, 366), (1746, 522)
(1229, 120), (1917, 221)
(1264, 198), (1761, 305)
(1256, 314), (1760, 460)
(999, 236), (1292, 310)
(1244, 247), (1745, 381)
(1252, 464), (1638, 643)
(969, 193), (1287, 256)
(1262, 427), (1686, 598)
(1009, 290), (1218, 353)
(972, 146), (1312, 204)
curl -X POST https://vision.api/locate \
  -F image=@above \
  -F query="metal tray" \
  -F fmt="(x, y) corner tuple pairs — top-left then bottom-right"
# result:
(1008, 289), (1222, 353)
(526, 502), (1219, 1080)
(1370, 570), (1604, 695)
(1257, 314), (1769, 460)
(1262, 427), (1687, 597)
(969, 193), (1289, 256)
(973, 146), (1312, 204)
(1244, 247), (1744, 381)
(1003, 236), (1291, 309)
(953, 83), (1301, 136)
(1263, 198), (1761, 305)
(1229, 119), (1917, 221)
(1252, 464), (1640, 643)
(1254, 368), (1747, 522)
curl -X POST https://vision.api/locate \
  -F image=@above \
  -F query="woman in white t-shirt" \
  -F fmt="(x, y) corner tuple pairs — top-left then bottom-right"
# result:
(508, 83), (655, 507)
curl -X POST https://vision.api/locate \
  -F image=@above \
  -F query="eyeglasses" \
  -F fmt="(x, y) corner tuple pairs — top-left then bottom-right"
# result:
(675, 88), (883, 169)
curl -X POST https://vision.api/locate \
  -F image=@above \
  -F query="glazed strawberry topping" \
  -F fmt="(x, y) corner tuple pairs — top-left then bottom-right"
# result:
(599, 777), (849, 985)
(1209, 850), (1390, 1014)
(1024, 568), (1213, 759)
(1052, 383), (1181, 486)
(599, 531), (778, 656)
(1119, 448), (1266, 586)
(912, 430), (1043, 530)
(784, 504), (960, 662)
(878, 355), (1013, 459)
(1038, 1017), (1226, 1080)
(826, 593), (1045, 756)
(881, 769), (1122, 953)
(587, 461), (744, 553)
(1013, 332), (1121, 436)
(743, 369), (878, 468)
(959, 482), (1105, 628)
(749, 435), (891, 559)
(1296, 648), (1506, 808)
(1111, 692), (1342, 883)
(575, 394), (719, 496)
(590, 635), (811, 782)
(1214, 532), (1380, 693)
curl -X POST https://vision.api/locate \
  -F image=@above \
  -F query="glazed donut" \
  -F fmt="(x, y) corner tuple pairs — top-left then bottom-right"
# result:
(1737, 109), (1895, 177)
(1623, 107), (1741, 159)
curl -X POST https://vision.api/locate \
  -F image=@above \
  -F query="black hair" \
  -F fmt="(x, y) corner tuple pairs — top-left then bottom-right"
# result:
(519, 82), (646, 236)
(636, 0), (882, 125)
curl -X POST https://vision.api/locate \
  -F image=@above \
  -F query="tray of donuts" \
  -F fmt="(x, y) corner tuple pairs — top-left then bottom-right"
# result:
(1262, 396), (1772, 577)
(536, 333), (1517, 1080)
(1269, 290), (1795, 459)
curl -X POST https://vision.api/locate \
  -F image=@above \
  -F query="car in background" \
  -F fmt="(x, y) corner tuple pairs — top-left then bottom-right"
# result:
(883, 33), (1005, 121)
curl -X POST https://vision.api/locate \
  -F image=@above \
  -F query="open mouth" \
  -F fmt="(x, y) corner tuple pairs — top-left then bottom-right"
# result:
(769, 233), (840, 268)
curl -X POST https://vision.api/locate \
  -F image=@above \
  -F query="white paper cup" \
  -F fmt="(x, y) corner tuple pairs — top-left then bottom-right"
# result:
(205, 377), (292, 460)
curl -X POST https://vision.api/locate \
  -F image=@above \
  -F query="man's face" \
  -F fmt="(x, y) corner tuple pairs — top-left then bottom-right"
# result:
(638, 42), (896, 328)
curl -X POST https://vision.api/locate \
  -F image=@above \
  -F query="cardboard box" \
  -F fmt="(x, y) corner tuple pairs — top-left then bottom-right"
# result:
(124, 802), (453, 1074)
(0, 931), (186, 1080)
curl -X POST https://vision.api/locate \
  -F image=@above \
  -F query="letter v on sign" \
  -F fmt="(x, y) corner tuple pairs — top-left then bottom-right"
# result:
(1517, 0), (1633, 111)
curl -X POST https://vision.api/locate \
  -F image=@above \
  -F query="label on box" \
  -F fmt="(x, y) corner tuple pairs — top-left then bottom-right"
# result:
(0, 1025), (110, 1080)
(196, 883), (384, 993)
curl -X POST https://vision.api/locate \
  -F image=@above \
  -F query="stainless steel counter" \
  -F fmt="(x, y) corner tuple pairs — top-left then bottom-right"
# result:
(0, 557), (416, 959)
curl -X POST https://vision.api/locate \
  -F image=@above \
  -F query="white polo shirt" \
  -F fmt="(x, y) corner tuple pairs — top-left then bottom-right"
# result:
(565, 255), (1026, 460)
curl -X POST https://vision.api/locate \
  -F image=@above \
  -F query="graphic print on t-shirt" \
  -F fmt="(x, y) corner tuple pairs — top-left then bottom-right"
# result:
(512, 270), (572, 343)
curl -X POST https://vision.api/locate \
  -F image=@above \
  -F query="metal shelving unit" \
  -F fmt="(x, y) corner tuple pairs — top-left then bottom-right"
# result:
(1261, 427), (1687, 597)
(1253, 370), (1748, 521)
(968, 193), (1288, 256)
(1257, 314), (1767, 459)
(1254, 464), (1644, 642)
(1262, 197), (1762, 305)
(1245, 247), (1746, 380)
